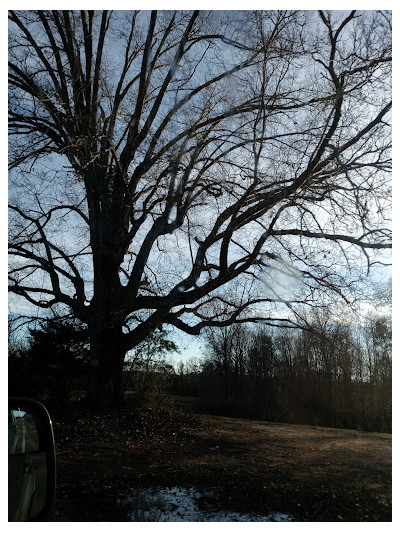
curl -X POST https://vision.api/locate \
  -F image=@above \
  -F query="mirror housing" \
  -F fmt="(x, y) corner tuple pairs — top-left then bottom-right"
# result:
(8, 397), (56, 521)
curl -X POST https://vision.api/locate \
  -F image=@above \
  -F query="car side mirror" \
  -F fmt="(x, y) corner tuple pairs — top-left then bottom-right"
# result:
(8, 397), (56, 521)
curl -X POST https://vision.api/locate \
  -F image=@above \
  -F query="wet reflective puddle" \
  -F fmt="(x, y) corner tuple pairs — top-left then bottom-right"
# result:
(125, 486), (295, 522)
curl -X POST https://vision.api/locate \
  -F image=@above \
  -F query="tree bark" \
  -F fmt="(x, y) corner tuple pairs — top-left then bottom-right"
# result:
(86, 325), (126, 407)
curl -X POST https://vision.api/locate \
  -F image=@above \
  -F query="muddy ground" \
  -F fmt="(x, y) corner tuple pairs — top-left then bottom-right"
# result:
(46, 401), (392, 522)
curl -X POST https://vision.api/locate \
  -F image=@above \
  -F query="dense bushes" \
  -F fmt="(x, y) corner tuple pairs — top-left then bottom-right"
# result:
(8, 318), (90, 402)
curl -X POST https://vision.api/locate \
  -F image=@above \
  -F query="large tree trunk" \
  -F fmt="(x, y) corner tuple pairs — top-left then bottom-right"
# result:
(86, 325), (126, 408)
(84, 201), (128, 407)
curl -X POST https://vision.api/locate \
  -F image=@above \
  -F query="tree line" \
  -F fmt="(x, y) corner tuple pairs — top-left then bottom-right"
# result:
(9, 307), (391, 433)
(174, 312), (392, 433)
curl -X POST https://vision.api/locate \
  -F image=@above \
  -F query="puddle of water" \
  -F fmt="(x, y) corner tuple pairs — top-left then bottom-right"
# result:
(124, 486), (295, 522)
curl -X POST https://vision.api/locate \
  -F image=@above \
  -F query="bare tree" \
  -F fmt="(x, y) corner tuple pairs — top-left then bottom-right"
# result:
(8, 10), (391, 406)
